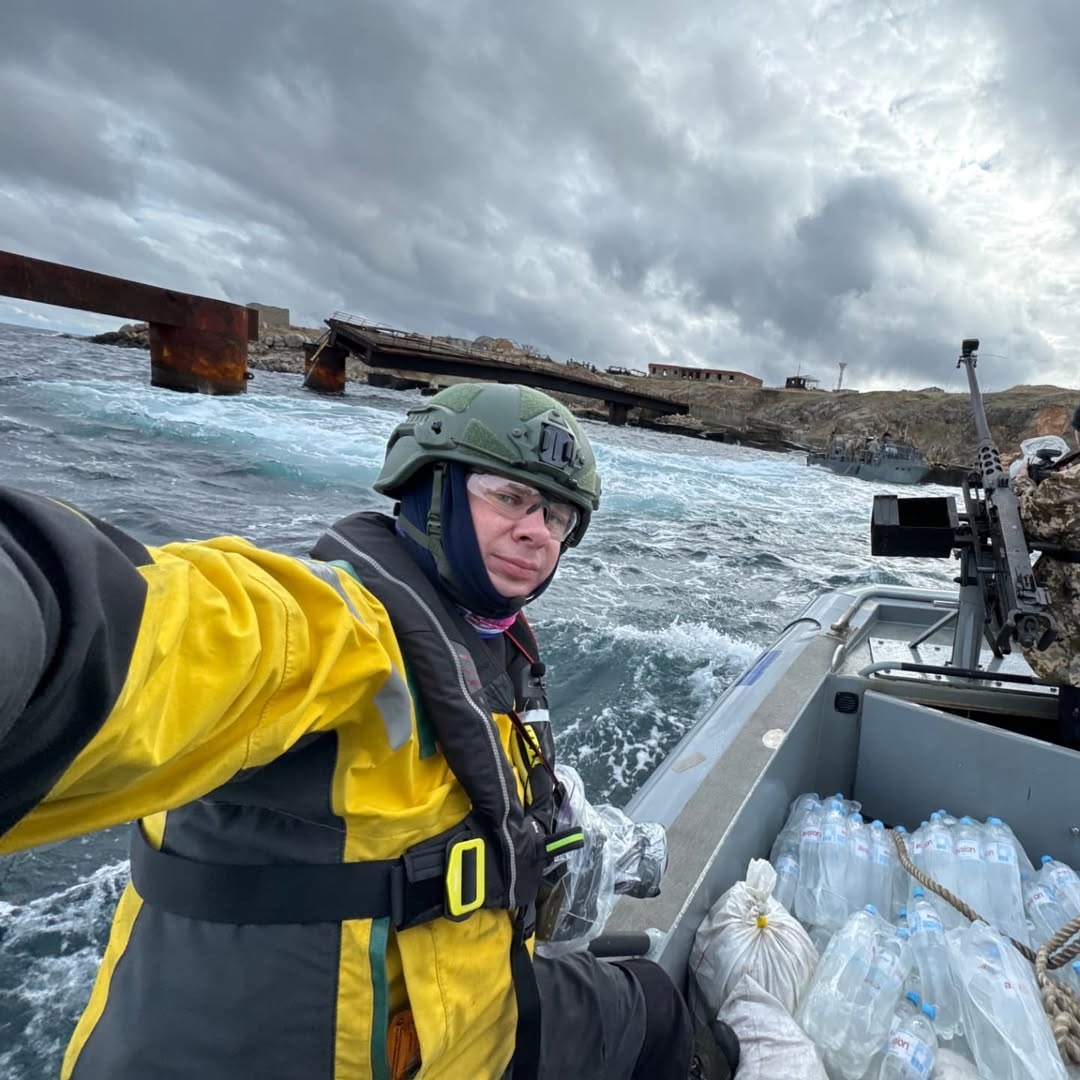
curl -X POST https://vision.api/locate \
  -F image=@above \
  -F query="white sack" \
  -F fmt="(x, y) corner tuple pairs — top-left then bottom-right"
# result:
(690, 858), (818, 1017)
(716, 972), (828, 1080)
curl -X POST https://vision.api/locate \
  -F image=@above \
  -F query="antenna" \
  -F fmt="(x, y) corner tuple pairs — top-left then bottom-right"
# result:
(836, 362), (847, 392)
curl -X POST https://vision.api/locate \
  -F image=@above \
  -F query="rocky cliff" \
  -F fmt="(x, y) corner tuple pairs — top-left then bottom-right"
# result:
(669, 382), (1078, 467)
(84, 323), (1076, 468)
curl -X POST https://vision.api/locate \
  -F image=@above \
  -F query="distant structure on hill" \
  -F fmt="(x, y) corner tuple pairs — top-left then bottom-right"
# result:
(917, 386), (946, 393)
(785, 374), (820, 390)
(648, 362), (762, 387)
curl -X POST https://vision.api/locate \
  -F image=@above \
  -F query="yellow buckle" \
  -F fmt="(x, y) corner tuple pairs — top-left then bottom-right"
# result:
(445, 837), (485, 918)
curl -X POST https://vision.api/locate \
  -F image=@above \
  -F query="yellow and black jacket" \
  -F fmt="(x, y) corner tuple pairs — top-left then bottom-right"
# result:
(0, 487), (559, 1080)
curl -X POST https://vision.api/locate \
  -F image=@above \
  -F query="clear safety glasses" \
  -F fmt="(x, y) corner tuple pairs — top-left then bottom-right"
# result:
(466, 472), (580, 542)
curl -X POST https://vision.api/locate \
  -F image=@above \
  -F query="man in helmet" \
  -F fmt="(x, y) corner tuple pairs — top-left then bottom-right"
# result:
(0, 382), (737, 1080)
(1012, 403), (1080, 745)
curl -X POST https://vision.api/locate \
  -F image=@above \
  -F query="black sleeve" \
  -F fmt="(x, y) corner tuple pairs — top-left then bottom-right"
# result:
(0, 487), (151, 836)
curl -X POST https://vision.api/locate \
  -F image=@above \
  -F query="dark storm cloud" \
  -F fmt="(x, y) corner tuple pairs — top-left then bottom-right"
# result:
(0, 0), (1074, 391)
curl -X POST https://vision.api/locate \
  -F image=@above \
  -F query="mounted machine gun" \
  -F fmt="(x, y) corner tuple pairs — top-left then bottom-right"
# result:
(870, 338), (1056, 676)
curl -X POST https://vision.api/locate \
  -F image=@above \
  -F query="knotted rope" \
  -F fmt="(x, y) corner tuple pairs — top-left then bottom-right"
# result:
(891, 829), (1080, 1065)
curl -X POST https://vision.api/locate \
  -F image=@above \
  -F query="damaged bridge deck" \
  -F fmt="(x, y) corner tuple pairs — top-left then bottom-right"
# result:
(318, 314), (688, 425)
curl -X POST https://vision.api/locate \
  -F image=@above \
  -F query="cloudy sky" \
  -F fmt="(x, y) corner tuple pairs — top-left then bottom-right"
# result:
(1, 0), (1078, 391)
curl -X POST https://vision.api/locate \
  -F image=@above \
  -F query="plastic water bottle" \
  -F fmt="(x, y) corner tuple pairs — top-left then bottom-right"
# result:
(795, 799), (825, 925)
(772, 793), (823, 913)
(948, 921), (1068, 1080)
(867, 820), (895, 917)
(866, 991), (921, 1080)
(772, 831), (800, 912)
(797, 905), (885, 1054)
(905, 888), (961, 1038)
(952, 816), (989, 921)
(910, 822), (932, 874)
(832, 791), (862, 817)
(1037, 855), (1080, 918)
(878, 1002), (938, 1079)
(847, 813), (873, 913)
(771, 793), (821, 860)
(997, 819), (1035, 876)
(924, 813), (962, 929)
(831, 927), (913, 1079)
(981, 817), (1028, 944)
(1022, 874), (1071, 943)
(818, 799), (851, 929)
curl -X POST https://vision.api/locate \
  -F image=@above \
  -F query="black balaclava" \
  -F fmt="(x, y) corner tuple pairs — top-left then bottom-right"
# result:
(397, 463), (559, 619)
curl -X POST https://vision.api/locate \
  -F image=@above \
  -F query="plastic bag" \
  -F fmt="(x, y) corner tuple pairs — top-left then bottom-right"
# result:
(1009, 435), (1071, 479)
(690, 858), (818, 1018)
(947, 920), (1067, 1080)
(535, 764), (667, 955)
(716, 972), (828, 1080)
(932, 1047), (986, 1079)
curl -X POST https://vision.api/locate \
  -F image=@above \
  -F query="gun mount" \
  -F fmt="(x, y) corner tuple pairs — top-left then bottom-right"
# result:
(870, 338), (1056, 674)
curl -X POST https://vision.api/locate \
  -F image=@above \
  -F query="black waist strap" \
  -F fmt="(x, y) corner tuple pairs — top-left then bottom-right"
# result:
(130, 823), (447, 928)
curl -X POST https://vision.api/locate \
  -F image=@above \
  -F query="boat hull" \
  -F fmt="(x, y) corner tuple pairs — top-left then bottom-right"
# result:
(806, 453), (929, 484)
(604, 585), (1069, 988)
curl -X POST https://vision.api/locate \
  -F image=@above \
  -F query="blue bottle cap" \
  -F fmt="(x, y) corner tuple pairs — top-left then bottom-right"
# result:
(1042, 855), (1053, 864)
(896, 928), (910, 940)
(930, 811), (943, 820)
(922, 1003), (937, 1021)
(895, 825), (907, 834)
(871, 819), (884, 829)
(905, 991), (921, 1007)
(960, 816), (974, 824)
(864, 904), (878, 915)
(912, 887), (925, 898)
(828, 799), (843, 810)
(1072, 960), (1080, 973)
(899, 908), (908, 918)
(987, 816), (1002, 825)
(851, 812), (864, 824)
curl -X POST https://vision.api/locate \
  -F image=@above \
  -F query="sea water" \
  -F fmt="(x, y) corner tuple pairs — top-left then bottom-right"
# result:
(0, 323), (957, 1076)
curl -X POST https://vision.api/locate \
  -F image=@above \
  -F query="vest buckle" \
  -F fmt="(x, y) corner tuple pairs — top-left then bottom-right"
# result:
(445, 836), (486, 920)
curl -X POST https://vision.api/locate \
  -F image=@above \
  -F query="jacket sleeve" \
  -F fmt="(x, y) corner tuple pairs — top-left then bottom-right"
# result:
(0, 487), (405, 853)
(1014, 465), (1080, 547)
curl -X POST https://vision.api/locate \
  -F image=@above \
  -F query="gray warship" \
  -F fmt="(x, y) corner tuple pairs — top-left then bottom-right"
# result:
(807, 432), (930, 484)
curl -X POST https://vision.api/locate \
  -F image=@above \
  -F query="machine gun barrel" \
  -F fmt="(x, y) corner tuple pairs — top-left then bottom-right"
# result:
(956, 339), (1055, 652)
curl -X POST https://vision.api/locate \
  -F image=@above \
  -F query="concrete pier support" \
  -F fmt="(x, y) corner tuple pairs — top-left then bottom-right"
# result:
(302, 341), (348, 394)
(607, 401), (630, 425)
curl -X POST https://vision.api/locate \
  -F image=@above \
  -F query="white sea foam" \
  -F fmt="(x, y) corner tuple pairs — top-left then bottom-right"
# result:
(0, 323), (963, 1077)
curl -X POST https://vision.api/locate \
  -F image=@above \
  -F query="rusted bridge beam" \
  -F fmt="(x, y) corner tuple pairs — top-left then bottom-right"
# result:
(325, 318), (689, 418)
(0, 250), (258, 395)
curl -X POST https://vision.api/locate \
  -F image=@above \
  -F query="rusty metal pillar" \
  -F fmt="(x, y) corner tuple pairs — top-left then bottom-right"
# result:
(302, 341), (348, 394)
(607, 401), (630, 425)
(150, 303), (251, 394)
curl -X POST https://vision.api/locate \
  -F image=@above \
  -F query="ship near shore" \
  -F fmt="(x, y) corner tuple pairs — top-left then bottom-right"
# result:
(807, 433), (930, 484)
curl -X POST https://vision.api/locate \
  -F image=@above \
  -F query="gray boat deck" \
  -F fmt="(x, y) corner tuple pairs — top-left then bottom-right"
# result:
(607, 586), (1073, 988)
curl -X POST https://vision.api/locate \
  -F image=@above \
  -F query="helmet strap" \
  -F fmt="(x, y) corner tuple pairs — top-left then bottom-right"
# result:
(395, 463), (468, 604)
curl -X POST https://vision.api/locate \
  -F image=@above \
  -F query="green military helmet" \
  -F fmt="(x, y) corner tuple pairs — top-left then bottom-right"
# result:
(375, 382), (601, 545)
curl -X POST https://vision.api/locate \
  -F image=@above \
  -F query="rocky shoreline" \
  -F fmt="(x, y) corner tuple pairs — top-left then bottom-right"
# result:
(81, 323), (1077, 480)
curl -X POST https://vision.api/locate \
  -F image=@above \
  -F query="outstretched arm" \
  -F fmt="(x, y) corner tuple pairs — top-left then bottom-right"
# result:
(0, 486), (404, 853)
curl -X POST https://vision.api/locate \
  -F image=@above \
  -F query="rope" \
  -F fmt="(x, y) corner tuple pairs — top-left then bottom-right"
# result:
(891, 829), (1080, 1064)
(301, 335), (331, 387)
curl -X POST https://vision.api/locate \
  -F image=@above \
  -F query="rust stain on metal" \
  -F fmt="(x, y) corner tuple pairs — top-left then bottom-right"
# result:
(302, 342), (348, 395)
(0, 249), (257, 394)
